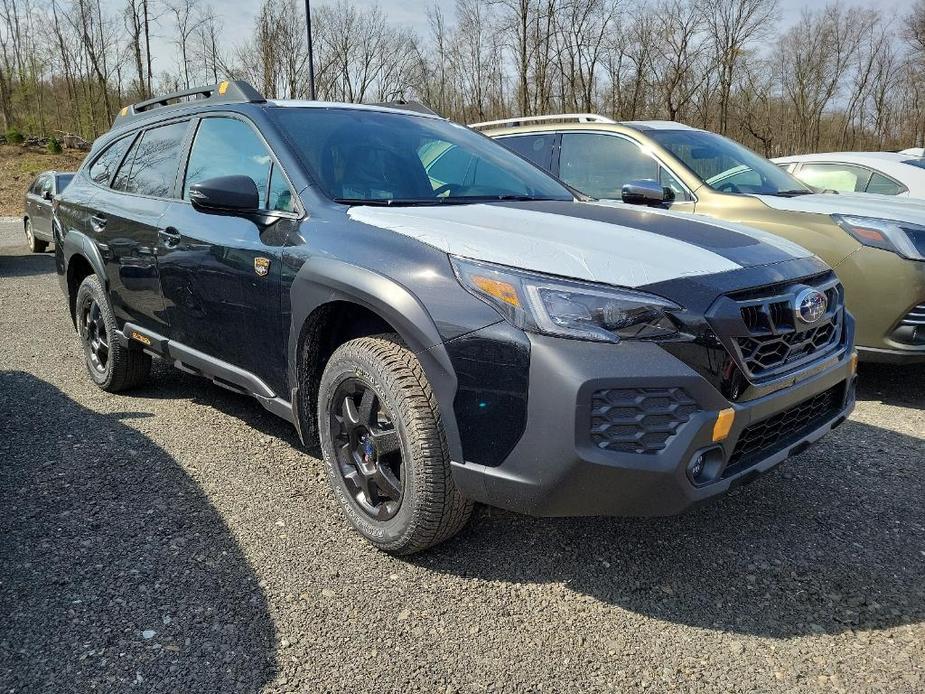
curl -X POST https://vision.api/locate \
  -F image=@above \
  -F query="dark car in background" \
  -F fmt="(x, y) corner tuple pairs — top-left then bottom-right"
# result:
(24, 171), (74, 252)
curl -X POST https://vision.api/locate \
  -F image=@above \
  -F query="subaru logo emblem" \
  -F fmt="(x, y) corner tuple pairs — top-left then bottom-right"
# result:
(795, 288), (827, 324)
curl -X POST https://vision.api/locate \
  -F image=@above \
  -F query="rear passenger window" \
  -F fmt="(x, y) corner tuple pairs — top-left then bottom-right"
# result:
(113, 121), (189, 197)
(89, 135), (134, 186)
(795, 163), (872, 193)
(498, 134), (556, 169)
(184, 117), (276, 208)
(866, 173), (905, 195)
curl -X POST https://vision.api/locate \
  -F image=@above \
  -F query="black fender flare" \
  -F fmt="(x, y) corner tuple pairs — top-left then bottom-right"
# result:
(61, 229), (107, 289)
(288, 256), (463, 463)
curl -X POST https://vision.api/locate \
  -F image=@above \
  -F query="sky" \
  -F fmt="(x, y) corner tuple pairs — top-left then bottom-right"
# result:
(116, 0), (919, 80)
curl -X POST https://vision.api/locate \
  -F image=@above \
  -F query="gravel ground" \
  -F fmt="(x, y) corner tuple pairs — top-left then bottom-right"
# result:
(0, 218), (923, 693)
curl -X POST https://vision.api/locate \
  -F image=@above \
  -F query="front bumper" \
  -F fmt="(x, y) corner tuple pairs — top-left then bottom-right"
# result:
(835, 247), (925, 362)
(451, 335), (856, 517)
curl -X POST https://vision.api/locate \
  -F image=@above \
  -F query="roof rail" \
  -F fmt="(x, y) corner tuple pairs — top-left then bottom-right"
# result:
(113, 80), (265, 126)
(469, 113), (616, 130)
(369, 100), (442, 117)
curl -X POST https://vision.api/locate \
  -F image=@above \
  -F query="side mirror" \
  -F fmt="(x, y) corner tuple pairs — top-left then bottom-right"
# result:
(189, 175), (259, 213)
(621, 179), (674, 207)
(42, 190), (53, 201)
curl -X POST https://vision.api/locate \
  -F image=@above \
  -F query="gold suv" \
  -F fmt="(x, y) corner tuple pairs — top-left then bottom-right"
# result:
(475, 115), (925, 363)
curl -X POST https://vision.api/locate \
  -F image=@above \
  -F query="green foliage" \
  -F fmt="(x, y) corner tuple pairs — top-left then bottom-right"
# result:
(46, 137), (63, 154)
(5, 128), (24, 144)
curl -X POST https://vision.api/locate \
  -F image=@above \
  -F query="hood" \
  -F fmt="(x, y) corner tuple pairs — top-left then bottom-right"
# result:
(348, 200), (813, 289)
(754, 192), (925, 222)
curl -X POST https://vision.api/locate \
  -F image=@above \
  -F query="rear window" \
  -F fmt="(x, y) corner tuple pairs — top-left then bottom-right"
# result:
(89, 136), (133, 186)
(497, 134), (556, 169)
(113, 121), (189, 198)
(902, 159), (925, 170)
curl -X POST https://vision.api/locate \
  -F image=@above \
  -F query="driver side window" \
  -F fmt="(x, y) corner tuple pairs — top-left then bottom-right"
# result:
(184, 117), (295, 212)
(558, 133), (689, 201)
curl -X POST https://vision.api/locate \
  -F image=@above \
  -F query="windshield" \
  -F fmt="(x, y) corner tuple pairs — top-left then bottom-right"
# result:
(649, 130), (812, 196)
(270, 107), (574, 205)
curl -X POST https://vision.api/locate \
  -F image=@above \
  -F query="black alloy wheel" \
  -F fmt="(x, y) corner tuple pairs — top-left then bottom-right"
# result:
(329, 378), (403, 520)
(80, 297), (109, 374)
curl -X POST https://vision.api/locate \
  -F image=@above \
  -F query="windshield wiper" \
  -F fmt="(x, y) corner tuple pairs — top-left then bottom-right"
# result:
(332, 197), (451, 207)
(333, 195), (567, 207)
(771, 189), (814, 197)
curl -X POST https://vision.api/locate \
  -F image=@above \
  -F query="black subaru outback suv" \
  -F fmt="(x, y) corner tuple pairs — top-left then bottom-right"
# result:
(55, 81), (857, 554)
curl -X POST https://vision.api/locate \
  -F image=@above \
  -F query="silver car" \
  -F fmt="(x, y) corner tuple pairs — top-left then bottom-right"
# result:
(23, 171), (74, 252)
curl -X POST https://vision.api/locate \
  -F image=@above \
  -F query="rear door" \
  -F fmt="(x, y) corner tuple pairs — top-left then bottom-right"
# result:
(100, 119), (191, 332)
(157, 114), (300, 394)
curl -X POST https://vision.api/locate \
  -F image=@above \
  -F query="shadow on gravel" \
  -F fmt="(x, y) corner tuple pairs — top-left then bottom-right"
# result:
(0, 249), (55, 279)
(0, 371), (276, 692)
(128, 360), (304, 447)
(417, 418), (925, 639)
(856, 362), (925, 409)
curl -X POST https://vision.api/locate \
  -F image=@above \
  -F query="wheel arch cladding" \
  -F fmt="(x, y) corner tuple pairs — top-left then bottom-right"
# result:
(63, 234), (106, 325)
(288, 257), (464, 462)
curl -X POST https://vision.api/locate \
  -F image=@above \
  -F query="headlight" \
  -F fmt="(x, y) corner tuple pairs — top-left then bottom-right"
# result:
(832, 215), (925, 260)
(451, 256), (682, 343)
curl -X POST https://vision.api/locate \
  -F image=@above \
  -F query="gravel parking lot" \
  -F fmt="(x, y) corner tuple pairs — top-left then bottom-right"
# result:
(0, 217), (923, 693)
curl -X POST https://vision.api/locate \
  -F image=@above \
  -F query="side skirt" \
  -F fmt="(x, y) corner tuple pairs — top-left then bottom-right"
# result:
(119, 322), (295, 425)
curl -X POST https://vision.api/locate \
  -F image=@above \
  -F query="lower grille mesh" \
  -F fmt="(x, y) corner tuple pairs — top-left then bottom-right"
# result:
(724, 385), (843, 476)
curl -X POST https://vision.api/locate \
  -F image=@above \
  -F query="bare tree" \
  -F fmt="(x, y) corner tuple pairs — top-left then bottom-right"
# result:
(707, 0), (778, 134)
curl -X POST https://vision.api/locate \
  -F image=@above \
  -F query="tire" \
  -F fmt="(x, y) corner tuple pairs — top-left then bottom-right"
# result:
(317, 334), (472, 554)
(24, 217), (48, 253)
(75, 274), (151, 392)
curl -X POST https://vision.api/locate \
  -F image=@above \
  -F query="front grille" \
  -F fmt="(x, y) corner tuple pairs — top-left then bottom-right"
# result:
(726, 275), (844, 379)
(591, 387), (698, 454)
(901, 303), (925, 327)
(724, 384), (843, 476)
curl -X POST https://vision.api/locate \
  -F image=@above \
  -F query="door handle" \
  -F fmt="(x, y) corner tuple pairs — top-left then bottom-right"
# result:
(90, 213), (107, 232)
(158, 226), (182, 248)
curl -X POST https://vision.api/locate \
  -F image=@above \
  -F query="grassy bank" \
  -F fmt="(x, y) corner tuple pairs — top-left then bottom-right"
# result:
(0, 144), (85, 217)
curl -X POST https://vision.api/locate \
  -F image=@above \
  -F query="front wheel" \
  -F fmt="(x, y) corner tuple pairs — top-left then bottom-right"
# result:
(317, 334), (472, 554)
(24, 218), (47, 253)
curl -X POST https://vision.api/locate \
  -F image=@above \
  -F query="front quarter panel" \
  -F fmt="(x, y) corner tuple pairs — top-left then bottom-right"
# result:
(282, 208), (504, 462)
(693, 192), (860, 268)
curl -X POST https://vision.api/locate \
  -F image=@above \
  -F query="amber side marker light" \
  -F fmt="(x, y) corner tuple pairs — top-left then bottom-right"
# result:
(472, 275), (521, 307)
(850, 351), (859, 375)
(712, 408), (735, 443)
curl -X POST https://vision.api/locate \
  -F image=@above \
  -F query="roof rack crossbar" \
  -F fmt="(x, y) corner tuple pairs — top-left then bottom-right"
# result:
(469, 113), (616, 129)
(114, 80), (265, 125)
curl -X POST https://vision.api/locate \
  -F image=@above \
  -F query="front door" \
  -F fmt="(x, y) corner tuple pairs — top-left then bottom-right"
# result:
(555, 132), (694, 208)
(156, 115), (299, 396)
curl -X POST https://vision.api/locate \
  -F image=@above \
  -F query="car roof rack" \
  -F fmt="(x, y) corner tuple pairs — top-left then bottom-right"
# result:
(113, 80), (265, 126)
(469, 113), (616, 130)
(369, 100), (441, 117)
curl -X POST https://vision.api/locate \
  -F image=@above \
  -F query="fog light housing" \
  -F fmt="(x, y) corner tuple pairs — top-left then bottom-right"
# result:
(891, 325), (925, 345)
(687, 447), (725, 486)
